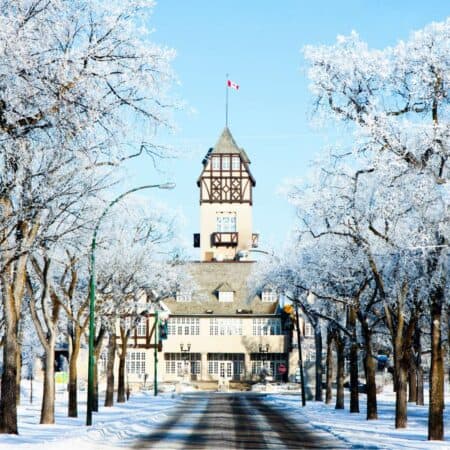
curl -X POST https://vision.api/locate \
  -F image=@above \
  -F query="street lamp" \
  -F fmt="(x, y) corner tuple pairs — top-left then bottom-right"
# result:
(86, 182), (175, 426)
(180, 343), (191, 381)
(295, 302), (307, 407)
(259, 343), (270, 379)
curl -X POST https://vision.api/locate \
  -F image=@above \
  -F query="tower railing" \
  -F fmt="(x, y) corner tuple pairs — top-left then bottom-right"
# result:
(211, 232), (239, 247)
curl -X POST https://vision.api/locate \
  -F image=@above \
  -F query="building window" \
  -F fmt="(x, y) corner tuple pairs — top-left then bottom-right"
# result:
(176, 292), (192, 302)
(167, 317), (200, 336)
(250, 353), (287, 381)
(216, 215), (236, 232)
(304, 322), (313, 337)
(136, 318), (147, 336)
(165, 353), (201, 375)
(209, 318), (242, 335)
(207, 353), (244, 378)
(218, 291), (234, 302)
(212, 156), (220, 170)
(222, 156), (230, 170)
(261, 289), (278, 303)
(126, 352), (146, 375)
(232, 156), (240, 170)
(252, 318), (282, 336)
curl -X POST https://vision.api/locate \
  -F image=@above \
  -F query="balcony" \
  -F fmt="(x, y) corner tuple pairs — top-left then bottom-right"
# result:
(211, 232), (238, 247)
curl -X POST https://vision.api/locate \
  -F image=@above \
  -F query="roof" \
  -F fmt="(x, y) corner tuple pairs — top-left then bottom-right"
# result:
(215, 282), (234, 292)
(198, 127), (255, 186)
(210, 127), (250, 163)
(165, 262), (279, 316)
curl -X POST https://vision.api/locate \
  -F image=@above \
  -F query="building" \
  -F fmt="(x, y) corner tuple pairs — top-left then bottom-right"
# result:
(118, 127), (314, 388)
(160, 128), (296, 384)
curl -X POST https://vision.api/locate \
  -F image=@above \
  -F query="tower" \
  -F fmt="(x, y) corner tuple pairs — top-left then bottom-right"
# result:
(194, 127), (258, 261)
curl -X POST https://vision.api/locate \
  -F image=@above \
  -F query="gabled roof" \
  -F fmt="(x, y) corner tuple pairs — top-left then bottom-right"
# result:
(215, 282), (234, 293)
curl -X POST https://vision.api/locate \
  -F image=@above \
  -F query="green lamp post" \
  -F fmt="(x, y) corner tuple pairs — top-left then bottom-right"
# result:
(86, 182), (175, 426)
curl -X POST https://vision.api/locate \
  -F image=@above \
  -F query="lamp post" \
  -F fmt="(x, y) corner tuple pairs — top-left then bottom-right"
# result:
(259, 343), (270, 381)
(180, 343), (191, 381)
(295, 303), (307, 407)
(86, 182), (175, 426)
(154, 309), (159, 397)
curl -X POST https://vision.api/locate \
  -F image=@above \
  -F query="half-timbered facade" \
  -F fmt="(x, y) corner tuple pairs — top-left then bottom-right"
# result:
(195, 127), (259, 262)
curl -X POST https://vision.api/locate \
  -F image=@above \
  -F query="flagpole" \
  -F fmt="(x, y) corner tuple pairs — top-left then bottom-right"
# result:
(225, 73), (229, 128)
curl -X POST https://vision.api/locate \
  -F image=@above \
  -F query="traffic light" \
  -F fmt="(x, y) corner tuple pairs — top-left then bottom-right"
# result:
(159, 320), (168, 340)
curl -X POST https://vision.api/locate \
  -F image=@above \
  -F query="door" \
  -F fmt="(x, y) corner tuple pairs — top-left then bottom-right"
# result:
(219, 361), (233, 379)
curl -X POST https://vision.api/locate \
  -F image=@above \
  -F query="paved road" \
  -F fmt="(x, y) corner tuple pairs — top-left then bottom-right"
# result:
(132, 393), (347, 449)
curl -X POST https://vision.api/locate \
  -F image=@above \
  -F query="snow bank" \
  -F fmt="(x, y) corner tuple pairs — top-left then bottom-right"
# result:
(0, 382), (180, 450)
(266, 388), (450, 449)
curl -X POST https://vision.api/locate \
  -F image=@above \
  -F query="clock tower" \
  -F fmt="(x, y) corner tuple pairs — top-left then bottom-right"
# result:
(194, 127), (258, 261)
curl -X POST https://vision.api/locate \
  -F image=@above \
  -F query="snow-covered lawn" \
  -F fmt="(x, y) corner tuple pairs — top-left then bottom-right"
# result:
(0, 383), (181, 449)
(267, 388), (450, 449)
(1, 382), (450, 449)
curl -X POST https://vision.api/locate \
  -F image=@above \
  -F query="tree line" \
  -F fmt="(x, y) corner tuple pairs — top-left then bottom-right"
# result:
(0, 0), (184, 434)
(255, 18), (449, 441)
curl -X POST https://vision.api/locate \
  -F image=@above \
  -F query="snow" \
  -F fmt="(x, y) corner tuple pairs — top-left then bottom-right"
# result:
(1, 381), (449, 449)
(0, 382), (181, 450)
(266, 388), (450, 449)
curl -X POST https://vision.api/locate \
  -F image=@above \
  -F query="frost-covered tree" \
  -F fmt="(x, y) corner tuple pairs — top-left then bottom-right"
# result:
(0, 0), (176, 434)
(303, 19), (449, 440)
(93, 203), (190, 406)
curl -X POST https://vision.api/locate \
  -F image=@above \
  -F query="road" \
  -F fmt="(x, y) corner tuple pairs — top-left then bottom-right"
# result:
(132, 393), (347, 449)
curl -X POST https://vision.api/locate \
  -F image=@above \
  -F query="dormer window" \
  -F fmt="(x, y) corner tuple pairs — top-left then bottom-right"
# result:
(216, 282), (234, 302)
(218, 291), (234, 302)
(176, 292), (192, 302)
(261, 288), (278, 303)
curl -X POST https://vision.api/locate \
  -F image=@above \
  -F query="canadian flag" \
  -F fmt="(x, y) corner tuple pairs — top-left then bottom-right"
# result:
(227, 79), (239, 90)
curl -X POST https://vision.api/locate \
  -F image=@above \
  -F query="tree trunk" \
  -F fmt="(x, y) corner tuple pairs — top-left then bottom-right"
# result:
(0, 256), (30, 433)
(415, 324), (424, 406)
(104, 332), (116, 407)
(16, 340), (22, 406)
(408, 353), (417, 404)
(417, 362), (424, 406)
(361, 324), (377, 420)
(428, 298), (444, 440)
(335, 331), (345, 410)
(93, 328), (105, 412)
(0, 308), (19, 434)
(349, 340), (359, 413)
(117, 353), (126, 403)
(68, 327), (81, 417)
(348, 306), (359, 413)
(395, 362), (408, 429)
(40, 339), (56, 424)
(325, 330), (333, 404)
(314, 325), (323, 401)
(0, 215), (38, 434)
(93, 358), (99, 412)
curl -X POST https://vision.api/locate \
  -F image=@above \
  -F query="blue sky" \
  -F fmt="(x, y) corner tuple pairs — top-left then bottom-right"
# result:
(125, 0), (450, 257)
